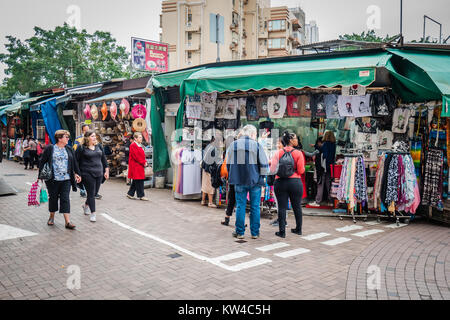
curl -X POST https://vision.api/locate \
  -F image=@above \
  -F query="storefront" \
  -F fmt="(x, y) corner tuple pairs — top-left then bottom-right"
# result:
(150, 46), (450, 224)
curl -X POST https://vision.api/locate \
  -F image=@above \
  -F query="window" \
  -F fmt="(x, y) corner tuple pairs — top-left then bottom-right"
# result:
(187, 52), (192, 59)
(232, 31), (239, 43)
(268, 38), (285, 49)
(268, 20), (286, 31)
(187, 7), (192, 24)
(232, 12), (239, 25)
(187, 32), (192, 41)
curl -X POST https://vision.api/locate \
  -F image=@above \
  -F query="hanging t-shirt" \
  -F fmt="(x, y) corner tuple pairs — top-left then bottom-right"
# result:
(224, 99), (238, 119)
(324, 94), (341, 119)
(378, 130), (393, 149)
(214, 118), (225, 130)
(297, 95), (311, 117)
(337, 96), (354, 117)
(215, 99), (226, 119)
(256, 97), (269, 118)
(267, 95), (287, 119)
(392, 108), (412, 133)
(246, 96), (259, 121)
(186, 94), (202, 119)
(371, 93), (393, 116)
(356, 118), (378, 134)
(238, 98), (247, 119)
(200, 92), (217, 121)
(286, 95), (301, 117)
(352, 95), (372, 117)
(310, 94), (327, 118)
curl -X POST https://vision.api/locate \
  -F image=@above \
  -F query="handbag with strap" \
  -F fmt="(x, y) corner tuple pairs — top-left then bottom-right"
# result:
(38, 162), (53, 181)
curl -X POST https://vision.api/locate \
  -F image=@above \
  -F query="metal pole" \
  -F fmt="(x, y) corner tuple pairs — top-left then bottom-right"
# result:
(400, 0), (403, 45)
(423, 15), (426, 42)
(216, 14), (220, 62)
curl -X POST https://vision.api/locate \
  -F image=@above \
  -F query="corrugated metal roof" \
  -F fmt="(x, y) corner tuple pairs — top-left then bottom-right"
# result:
(85, 88), (148, 103)
(66, 84), (103, 95)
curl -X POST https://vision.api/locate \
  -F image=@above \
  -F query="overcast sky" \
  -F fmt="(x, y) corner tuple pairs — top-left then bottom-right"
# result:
(1, 0), (449, 83)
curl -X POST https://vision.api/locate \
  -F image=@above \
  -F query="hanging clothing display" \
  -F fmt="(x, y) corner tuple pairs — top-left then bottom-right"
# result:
(310, 94), (327, 118)
(238, 98), (247, 119)
(224, 98), (238, 119)
(421, 148), (444, 210)
(378, 130), (394, 150)
(245, 96), (259, 121)
(179, 148), (202, 195)
(392, 107), (412, 133)
(186, 94), (202, 119)
(256, 97), (269, 118)
(297, 94), (312, 117)
(200, 92), (217, 121)
(215, 99), (226, 119)
(337, 155), (368, 210)
(286, 95), (301, 117)
(325, 94), (341, 119)
(267, 95), (287, 118)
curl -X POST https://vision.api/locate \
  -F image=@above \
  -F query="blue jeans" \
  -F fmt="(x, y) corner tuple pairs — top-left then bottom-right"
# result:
(234, 184), (262, 237)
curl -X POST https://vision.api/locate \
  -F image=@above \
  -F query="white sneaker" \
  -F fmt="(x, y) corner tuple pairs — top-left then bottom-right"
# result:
(308, 202), (321, 207)
(90, 213), (96, 222)
(82, 205), (90, 215)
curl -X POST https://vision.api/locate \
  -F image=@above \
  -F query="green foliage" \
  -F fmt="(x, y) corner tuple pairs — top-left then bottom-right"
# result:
(411, 36), (439, 44)
(0, 23), (130, 96)
(339, 30), (392, 43)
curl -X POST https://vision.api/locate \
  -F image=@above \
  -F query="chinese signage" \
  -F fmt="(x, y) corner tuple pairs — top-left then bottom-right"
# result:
(132, 37), (168, 73)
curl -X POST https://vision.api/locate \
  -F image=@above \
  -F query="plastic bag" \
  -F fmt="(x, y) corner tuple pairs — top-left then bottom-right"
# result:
(40, 187), (48, 204)
(27, 180), (41, 207)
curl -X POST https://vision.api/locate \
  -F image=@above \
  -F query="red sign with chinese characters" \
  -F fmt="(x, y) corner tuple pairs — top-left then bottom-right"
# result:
(132, 38), (168, 73)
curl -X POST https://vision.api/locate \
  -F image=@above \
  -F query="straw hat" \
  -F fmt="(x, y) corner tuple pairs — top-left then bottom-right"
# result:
(132, 118), (147, 132)
(91, 104), (99, 120)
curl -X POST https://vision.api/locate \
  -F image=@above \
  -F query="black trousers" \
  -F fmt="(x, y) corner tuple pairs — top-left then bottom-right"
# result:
(45, 180), (71, 214)
(226, 184), (236, 216)
(274, 178), (303, 233)
(82, 174), (102, 213)
(128, 179), (145, 198)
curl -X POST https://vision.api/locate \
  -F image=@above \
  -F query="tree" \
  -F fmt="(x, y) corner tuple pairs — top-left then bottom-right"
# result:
(339, 30), (392, 43)
(411, 36), (439, 44)
(0, 23), (130, 96)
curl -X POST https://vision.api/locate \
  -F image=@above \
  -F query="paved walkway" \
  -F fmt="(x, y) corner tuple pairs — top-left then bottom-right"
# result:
(0, 160), (448, 300)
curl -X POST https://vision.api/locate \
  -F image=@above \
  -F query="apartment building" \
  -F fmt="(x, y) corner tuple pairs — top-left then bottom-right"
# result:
(160, 0), (302, 71)
(305, 20), (320, 44)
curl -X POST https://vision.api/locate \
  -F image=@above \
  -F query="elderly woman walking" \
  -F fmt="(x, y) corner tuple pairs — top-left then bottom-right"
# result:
(75, 130), (109, 222)
(39, 130), (81, 229)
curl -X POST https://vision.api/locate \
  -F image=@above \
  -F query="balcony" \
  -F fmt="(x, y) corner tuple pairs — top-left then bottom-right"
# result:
(185, 24), (201, 32)
(229, 41), (238, 50)
(185, 42), (200, 51)
(258, 30), (268, 38)
(230, 22), (238, 31)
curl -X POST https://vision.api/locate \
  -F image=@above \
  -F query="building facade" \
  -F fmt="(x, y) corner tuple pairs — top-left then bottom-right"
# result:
(305, 20), (319, 45)
(160, 0), (302, 71)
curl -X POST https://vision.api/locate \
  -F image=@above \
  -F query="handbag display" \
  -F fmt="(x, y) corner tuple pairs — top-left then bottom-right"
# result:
(38, 162), (53, 181)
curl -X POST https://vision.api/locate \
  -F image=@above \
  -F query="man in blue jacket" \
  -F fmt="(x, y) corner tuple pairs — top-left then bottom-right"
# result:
(226, 125), (269, 239)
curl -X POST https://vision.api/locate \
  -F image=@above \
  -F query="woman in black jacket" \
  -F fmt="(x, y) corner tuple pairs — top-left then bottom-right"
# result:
(75, 130), (109, 223)
(39, 130), (81, 229)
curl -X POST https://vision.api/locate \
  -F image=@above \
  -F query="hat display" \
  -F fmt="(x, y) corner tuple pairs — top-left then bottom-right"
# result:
(110, 101), (118, 120)
(120, 99), (130, 117)
(91, 104), (99, 120)
(84, 104), (92, 119)
(142, 129), (150, 142)
(131, 104), (147, 119)
(101, 102), (108, 121)
(106, 127), (113, 134)
(132, 118), (147, 132)
(100, 127), (107, 134)
(102, 136), (112, 145)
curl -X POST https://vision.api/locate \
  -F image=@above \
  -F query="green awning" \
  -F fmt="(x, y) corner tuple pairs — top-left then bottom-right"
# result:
(181, 52), (392, 95)
(151, 67), (205, 89)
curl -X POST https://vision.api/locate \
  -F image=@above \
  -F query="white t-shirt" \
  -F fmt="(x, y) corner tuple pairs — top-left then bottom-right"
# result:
(378, 130), (393, 150)
(238, 98), (247, 118)
(392, 108), (412, 133)
(351, 95), (372, 117)
(223, 99), (238, 119)
(186, 95), (202, 119)
(215, 99), (226, 119)
(200, 92), (217, 122)
(267, 95), (287, 119)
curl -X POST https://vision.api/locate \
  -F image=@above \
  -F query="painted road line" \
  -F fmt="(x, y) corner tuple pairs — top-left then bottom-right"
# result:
(365, 221), (381, 226)
(101, 214), (271, 272)
(0, 224), (37, 242)
(274, 248), (311, 258)
(336, 225), (364, 232)
(321, 237), (352, 246)
(301, 232), (330, 241)
(256, 242), (290, 252)
(228, 258), (272, 272)
(210, 251), (250, 263)
(385, 223), (408, 229)
(351, 229), (384, 237)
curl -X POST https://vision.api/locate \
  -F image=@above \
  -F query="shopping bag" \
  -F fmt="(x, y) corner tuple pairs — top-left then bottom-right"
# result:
(27, 180), (41, 207)
(40, 187), (48, 204)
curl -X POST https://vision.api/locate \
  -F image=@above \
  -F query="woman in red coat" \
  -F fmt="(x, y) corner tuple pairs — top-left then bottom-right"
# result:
(126, 132), (149, 201)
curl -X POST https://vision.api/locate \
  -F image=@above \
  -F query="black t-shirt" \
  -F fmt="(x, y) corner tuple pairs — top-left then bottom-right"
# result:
(77, 145), (107, 178)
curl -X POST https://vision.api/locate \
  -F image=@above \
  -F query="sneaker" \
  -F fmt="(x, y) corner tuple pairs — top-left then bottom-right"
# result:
(308, 202), (321, 207)
(251, 235), (259, 239)
(208, 203), (217, 208)
(139, 197), (149, 201)
(126, 194), (136, 200)
(90, 213), (96, 222)
(270, 220), (287, 227)
(232, 231), (244, 239)
(82, 204), (90, 215)
(95, 194), (102, 200)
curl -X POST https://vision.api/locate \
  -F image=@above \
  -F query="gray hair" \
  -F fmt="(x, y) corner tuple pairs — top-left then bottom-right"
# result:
(238, 124), (257, 139)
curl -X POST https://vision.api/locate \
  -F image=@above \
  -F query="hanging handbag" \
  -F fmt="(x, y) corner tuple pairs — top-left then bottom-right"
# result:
(38, 162), (53, 181)
(144, 166), (153, 177)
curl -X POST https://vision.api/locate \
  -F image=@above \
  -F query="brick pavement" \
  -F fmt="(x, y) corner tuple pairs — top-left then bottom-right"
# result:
(0, 159), (448, 300)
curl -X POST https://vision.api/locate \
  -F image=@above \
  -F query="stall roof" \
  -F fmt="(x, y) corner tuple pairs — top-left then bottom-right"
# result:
(66, 83), (103, 95)
(151, 67), (205, 89)
(181, 51), (392, 95)
(29, 94), (71, 112)
(85, 88), (148, 103)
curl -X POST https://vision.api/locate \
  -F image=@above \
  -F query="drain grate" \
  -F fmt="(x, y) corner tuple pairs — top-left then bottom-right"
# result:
(168, 253), (182, 259)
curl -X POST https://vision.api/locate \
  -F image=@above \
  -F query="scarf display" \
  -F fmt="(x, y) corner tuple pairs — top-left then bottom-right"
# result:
(337, 155), (368, 211)
(375, 152), (420, 213)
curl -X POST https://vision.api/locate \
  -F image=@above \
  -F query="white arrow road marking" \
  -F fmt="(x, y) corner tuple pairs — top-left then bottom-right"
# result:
(321, 237), (352, 246)
(0, 224), (37, 241)
(255, 242), (290, 252)
(351, 229), (384, 237)
(101, 213), (271, 272)
(274, 248), (311, 258)
(336, 225), (364, 232)
(301, 232), (330, 241)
